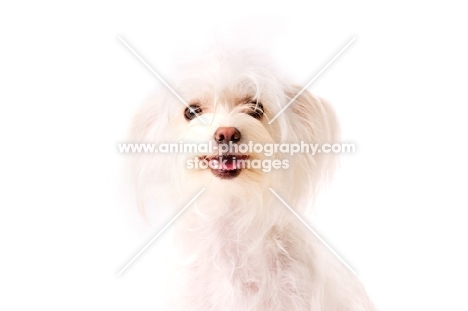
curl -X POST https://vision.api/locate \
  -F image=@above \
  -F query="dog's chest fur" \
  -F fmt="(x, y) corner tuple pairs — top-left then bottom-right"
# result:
(174, 198), (327, 311)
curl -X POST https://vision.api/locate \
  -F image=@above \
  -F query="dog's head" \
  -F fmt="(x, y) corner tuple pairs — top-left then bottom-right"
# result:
(130, 51), (339, 219)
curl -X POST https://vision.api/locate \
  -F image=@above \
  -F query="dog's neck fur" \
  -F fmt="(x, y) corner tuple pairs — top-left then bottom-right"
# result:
(173, 184), (317, 310)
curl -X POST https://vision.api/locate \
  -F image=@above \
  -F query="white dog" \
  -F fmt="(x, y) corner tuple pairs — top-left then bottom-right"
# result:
(130, 50), (376, 310)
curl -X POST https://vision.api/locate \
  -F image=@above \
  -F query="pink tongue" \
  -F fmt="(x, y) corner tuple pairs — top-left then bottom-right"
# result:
(223, 160), (237, 170)
(209, 157), (237, 170)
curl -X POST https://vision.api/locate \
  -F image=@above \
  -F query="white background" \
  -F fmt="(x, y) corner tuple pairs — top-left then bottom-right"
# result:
(1, 1), (467, 310)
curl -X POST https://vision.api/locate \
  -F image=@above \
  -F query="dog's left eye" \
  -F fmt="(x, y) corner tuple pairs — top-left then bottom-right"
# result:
(247, 102), (264, 119)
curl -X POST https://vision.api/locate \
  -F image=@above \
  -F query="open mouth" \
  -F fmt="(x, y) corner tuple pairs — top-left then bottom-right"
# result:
(198, 154), (250, 179)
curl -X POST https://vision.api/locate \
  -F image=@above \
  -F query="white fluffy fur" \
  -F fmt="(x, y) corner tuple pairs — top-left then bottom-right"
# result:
(130, 50), (376, 310)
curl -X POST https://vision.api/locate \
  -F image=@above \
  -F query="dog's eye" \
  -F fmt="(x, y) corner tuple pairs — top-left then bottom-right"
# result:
(184, 104), (202, 121)
(247, 102), (264, 119)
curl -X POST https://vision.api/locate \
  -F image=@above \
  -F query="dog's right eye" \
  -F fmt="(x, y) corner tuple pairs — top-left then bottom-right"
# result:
(184, 104), (202, 121)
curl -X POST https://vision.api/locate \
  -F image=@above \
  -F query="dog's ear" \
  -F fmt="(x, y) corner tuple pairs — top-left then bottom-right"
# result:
(127, 94), (170, 223)
(283, 86), (340, 208)
(129, 96), (161, 144)
(285, 86), (340, 147)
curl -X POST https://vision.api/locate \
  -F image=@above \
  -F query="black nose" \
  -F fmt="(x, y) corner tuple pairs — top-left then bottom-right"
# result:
(214, 127), (241, 144)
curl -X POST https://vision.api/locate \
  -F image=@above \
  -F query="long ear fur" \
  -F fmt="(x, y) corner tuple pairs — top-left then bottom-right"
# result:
(283, 85), (340, 211)
(130, 101), (159, 144)
(128, 93), (174, 223)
